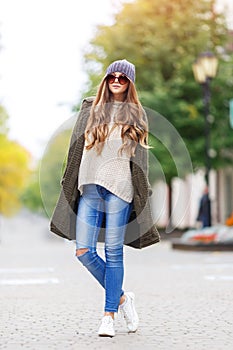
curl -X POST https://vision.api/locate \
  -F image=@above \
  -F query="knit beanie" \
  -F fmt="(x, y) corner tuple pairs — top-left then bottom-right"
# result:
(106, 59), (135, 83)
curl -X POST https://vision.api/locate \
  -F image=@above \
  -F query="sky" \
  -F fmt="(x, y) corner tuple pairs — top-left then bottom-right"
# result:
(0, 0), (120, 159)
(0, 0), (232, 161)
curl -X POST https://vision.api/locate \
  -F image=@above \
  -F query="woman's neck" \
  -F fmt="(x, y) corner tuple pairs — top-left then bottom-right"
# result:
(111, 93), (126, 102)
(113, 97), (124, 102)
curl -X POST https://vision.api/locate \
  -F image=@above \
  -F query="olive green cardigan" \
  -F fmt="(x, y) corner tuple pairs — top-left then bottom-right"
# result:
(50, 97), (160, 249)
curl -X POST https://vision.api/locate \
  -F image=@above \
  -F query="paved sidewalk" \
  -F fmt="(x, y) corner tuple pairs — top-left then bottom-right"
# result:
(0, 211), (233, 350)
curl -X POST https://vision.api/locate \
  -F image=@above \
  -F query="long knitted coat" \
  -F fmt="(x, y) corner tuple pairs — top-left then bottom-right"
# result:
(50, 97), (160, 249)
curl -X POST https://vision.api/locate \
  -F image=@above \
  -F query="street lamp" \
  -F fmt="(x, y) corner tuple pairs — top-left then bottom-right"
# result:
(192, 51), (218, 227)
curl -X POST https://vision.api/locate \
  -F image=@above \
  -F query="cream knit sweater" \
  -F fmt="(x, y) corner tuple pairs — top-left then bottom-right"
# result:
(78, 104), (133, 203)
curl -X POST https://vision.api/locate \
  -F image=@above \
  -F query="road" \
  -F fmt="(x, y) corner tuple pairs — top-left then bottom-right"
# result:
(0, 210), (233, 350)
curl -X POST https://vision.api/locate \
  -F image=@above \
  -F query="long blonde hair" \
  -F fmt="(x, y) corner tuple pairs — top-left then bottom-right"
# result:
(85, 76), (149, 156)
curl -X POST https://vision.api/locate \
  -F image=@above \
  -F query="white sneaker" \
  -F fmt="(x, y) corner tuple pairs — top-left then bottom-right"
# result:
(119, 292), (139, 332)
(98, 315), (115, 337)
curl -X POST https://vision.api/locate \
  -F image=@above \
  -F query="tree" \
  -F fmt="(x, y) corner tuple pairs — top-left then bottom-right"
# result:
(39, 125), (72, 217)
(21, 115), (76, 217)
(0, 105), (9, 135)
(0, 39), (31, 216)
(80, 0), (232, 185)
(0, 134), (31, 216)
(0, 105), (31, 216)
(20, 170), (44, 214)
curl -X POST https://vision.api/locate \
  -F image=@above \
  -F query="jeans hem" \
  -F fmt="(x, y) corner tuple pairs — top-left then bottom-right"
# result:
(104, 309), (119, 313)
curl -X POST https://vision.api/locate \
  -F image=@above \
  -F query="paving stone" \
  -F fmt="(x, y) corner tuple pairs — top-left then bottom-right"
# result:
(0, 211), (233, 349)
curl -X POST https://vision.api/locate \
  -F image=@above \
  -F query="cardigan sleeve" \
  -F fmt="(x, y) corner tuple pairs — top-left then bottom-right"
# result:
(141, 110), (153, 196)
(131, 109), (153, 197)
(133, 144), (153, 197)
(142, 146), (153, 196)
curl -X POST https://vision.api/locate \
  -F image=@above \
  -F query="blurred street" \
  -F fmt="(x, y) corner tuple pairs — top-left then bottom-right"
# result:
(0, 210), (233, 350)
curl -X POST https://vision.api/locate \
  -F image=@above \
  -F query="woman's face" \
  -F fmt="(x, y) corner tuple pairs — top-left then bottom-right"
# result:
(107, 72), (130, 101)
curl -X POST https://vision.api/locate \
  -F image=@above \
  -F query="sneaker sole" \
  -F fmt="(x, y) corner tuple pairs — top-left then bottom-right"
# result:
(98, 333), (115, 337)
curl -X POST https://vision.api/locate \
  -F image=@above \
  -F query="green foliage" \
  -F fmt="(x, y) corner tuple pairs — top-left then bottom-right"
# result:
(20, 121), (73, 217)
(79, 0), (232, 183)
(39, 128), (71, 217)
(20, 171), (44, 214)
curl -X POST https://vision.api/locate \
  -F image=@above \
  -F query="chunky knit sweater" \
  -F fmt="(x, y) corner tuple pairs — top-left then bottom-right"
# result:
(78, 104), (133, 202)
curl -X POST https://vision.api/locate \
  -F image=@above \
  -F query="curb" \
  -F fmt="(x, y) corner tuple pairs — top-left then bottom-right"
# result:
(171, 239), (233, 251)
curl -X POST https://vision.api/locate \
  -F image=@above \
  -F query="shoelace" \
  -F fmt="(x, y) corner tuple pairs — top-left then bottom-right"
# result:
(101, 317), (113, 329)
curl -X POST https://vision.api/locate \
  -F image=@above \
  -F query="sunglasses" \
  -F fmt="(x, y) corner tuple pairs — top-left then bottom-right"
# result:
(107, 74), (129, 85)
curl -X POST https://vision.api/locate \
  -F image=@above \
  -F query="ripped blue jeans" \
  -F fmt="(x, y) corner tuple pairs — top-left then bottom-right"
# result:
(76, 184), (132, 313)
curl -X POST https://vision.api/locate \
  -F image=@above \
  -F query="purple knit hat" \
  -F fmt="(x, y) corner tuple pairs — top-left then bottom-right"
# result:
(106, 59), (135, 83)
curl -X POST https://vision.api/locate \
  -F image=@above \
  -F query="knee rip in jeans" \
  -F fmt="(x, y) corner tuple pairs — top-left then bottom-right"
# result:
(76, 248), (89, 257)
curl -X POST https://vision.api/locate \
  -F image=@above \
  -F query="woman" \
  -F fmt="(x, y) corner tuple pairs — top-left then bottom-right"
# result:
(50, 59), (160, 337)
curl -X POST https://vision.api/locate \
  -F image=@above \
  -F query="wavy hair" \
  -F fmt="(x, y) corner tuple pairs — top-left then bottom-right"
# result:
(85, 75), (150, 156)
